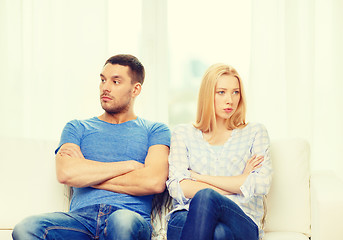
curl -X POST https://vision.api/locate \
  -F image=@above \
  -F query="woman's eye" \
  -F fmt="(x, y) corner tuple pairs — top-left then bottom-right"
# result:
(114, 80), (120, 84)
(101, 79), (106, 83)
(217, 91), (225, 95)
(233, 91), (240, 95)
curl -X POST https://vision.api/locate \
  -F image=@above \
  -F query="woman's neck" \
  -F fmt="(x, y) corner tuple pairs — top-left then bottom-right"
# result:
(202, 126), (232, 146)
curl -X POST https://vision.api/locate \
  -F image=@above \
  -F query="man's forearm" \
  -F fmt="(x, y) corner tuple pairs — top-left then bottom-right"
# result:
(92, 165), (168, 196)
(56, 154), (142, 188)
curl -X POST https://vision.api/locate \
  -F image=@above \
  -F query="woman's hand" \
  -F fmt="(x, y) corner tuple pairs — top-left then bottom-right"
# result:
(190, 170), (201, 180)
(243, 155), (264, 175)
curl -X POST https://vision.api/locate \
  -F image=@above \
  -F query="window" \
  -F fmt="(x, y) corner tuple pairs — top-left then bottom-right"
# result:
(167, 0), (251, 127)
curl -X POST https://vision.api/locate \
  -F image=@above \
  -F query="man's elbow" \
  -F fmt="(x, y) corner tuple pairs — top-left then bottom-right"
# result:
(56, 168), (71, 185)
(148, 177), (167, 194)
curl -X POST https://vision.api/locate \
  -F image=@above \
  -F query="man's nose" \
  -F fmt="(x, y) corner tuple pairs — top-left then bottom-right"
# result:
(101, 81), (111, 92)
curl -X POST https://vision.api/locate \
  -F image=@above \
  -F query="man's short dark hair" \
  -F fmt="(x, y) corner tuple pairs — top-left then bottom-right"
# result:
(104, 54), (145, 85)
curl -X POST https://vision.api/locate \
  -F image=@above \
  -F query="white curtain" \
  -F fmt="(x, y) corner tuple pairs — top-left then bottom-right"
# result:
(248, 0), (343, 178)
(1, 0), (342, 178)
(0, 0), (109, 141)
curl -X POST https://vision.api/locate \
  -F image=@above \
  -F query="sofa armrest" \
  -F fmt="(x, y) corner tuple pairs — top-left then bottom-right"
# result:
(63, 185), (72, 212)
(310, 171), (343, 240)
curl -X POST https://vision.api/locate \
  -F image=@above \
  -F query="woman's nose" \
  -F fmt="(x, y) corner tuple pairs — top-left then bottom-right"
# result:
(226, 95), (233, 104)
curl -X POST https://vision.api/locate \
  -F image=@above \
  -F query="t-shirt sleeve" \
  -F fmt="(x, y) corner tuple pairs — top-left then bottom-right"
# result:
(148, 122), (171, 148)
(55, 120), (84, 154)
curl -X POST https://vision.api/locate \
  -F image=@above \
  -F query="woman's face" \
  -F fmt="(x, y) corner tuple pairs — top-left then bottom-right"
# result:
(214, 74), (241, 121)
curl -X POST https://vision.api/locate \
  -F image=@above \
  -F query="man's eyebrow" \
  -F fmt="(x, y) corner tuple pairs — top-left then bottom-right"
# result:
(100, 74), (122, 79)
(111, 75), (122, 79)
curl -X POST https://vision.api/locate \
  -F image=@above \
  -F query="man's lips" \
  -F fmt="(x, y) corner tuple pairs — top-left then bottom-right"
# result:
(101, 95), (112, 101)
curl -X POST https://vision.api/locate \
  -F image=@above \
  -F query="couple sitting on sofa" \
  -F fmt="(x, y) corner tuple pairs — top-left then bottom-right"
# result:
(12, 54), (272, 240)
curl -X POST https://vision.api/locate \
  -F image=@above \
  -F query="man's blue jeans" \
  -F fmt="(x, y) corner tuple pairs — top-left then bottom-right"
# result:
(12, 204), (151, 240)
(167, 189), (259, 240)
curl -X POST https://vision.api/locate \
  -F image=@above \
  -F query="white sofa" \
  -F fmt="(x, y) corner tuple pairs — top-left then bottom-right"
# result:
(1, 137), (343, 239)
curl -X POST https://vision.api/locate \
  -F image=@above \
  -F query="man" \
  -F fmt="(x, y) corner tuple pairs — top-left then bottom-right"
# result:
(12, 54), (171, 240)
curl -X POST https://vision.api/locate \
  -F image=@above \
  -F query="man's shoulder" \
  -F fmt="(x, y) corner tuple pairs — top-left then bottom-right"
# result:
(135, 117), (170, 132)
(66, 117), (98, 125)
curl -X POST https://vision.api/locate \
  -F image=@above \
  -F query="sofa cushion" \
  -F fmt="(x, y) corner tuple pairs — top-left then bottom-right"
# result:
(264, 231), (309, 240)
(0, 230), (12, 240)
(264, 138), (310, 235)
(0, 137), (65, 229)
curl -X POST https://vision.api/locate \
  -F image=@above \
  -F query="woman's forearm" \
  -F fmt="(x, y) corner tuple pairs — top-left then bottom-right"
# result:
(190, 172), (248, 194)
(180, 179), (233, 198)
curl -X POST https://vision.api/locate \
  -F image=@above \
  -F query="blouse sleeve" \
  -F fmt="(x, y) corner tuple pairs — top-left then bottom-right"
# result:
(166, 125), (192, 205)
(239, 124), (273, 202)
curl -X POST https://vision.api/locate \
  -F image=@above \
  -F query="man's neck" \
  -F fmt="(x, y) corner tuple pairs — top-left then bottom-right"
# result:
(98, 112), (137, 124)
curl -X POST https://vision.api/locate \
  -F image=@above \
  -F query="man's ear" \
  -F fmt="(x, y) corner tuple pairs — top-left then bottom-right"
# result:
(132, 82), (142, 97)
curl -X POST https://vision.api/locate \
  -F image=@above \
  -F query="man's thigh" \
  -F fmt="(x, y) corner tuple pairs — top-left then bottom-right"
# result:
(12, 212), (94, 240)
(102, 209), (151, 240)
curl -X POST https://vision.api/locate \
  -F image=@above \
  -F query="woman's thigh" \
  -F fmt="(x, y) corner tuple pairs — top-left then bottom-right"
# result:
(182, 189), (258, 240)
(167, 210), (188, 240)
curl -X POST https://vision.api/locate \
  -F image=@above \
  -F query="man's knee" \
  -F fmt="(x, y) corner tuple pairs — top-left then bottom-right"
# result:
(12, 215), (44, 239)
(109, 209), (144, 228)
(106, 209), (150, 239)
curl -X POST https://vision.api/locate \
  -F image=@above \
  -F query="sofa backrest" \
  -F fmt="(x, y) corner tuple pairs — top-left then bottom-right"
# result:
(264, 138), (311, 236)
(0, 137), (65, 229)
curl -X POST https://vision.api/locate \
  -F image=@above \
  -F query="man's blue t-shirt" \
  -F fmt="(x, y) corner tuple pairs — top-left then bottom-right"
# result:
(55, 116), (171, 223)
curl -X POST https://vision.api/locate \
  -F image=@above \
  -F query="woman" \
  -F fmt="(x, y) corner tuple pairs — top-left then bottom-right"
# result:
(166, 63), (272, 240)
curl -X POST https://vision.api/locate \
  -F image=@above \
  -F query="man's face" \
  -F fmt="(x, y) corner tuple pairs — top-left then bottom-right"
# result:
(99, 64), (135, 114)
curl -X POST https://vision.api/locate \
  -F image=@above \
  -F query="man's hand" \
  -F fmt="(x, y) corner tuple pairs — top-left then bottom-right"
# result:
(57, 144), (85, 159)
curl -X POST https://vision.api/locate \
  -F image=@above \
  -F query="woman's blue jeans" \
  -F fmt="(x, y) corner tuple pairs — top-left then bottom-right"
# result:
(12, 204), (151, 240)
(167, 189), (259, 240)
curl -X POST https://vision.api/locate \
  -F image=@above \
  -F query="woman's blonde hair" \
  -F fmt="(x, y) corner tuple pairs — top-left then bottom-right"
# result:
(194, 63), (247, 133)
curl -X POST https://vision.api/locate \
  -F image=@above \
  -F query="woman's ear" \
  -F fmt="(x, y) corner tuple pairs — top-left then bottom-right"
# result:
(132, 82), (142, 97)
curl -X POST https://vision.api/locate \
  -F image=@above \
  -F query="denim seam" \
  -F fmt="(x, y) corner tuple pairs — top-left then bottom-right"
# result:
(43, 226), (93, 239)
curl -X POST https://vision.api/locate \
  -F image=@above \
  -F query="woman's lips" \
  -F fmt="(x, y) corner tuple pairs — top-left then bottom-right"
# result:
(224, 108), (233, 113)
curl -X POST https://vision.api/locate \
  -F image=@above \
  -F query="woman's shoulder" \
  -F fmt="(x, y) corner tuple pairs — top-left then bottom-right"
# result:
(240, 122), (268, 133)
(171, 123), (199, 135)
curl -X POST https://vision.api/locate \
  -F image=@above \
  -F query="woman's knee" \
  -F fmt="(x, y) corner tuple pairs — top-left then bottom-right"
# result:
(192, 188), (221, 206)
(213, 223), (234, 240)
